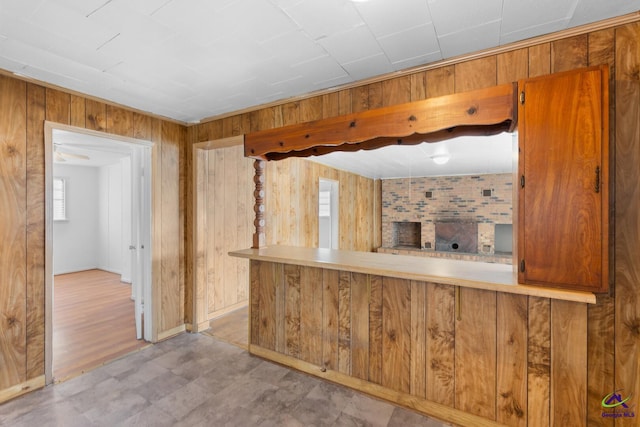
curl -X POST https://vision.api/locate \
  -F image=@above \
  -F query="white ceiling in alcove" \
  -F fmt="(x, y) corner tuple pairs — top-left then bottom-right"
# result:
(0, 0), (638, 123)
(309, 132), (516, 179)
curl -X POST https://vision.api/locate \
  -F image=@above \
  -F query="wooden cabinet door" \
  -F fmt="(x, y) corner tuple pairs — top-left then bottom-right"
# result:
(518, 66), (609, 292)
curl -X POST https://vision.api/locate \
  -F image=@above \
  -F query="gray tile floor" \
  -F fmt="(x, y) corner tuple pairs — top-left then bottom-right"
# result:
(0, 333), (452, 427)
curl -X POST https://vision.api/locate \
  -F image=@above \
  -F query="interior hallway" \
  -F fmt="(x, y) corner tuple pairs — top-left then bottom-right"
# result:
(0, 333), (451, 427)
(54, 269), (149, 381)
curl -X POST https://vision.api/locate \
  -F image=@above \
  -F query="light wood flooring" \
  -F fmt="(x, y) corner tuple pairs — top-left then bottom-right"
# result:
(202, 306), (249, 349)
(53, 269), (149, 381)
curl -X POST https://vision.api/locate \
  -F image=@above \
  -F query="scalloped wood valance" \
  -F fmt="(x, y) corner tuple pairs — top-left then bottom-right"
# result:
(245, 82), (518, 161)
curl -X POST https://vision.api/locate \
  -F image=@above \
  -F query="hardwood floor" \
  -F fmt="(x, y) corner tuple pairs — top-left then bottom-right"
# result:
(202, 306), (249, 349)
(53, 269), (149, 382)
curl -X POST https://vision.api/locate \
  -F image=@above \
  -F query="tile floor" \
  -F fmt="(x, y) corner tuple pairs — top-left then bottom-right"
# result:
(0, 333), (452, 427)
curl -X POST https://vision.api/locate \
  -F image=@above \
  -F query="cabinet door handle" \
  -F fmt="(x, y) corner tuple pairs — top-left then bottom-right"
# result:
(595, 166), (600, 193)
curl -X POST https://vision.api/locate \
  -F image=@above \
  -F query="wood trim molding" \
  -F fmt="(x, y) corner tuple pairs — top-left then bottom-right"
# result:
(0, 376), (45, 404)
(249, 345), (504, 427)
(245, 83), (517, 160)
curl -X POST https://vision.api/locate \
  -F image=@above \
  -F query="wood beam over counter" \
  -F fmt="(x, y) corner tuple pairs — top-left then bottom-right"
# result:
(230, 246), (596, 304)
(244, 83), (517, 160)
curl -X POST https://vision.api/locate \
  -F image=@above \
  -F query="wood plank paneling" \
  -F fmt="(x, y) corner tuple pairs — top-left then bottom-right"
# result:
(106, 105), (134, 137)
(368, 274), (383, 385)
(300, 266), (323, 366)
(25, 83), (46, 380)
(426, 65), (455, 98)
(85, 99), (107, 131)
(70, 95), (85, 128)
(382, 76), (411, 106)
(322, 269), (339, 371)
(426, 283), (455, 406)
(550, 300), (587, 426)
(496, 293), (528, 427)
(160, 122), (182, 331)
(497, 49), (529, 84)
(614, 21), (640, 426)
(410, 280), (427, 399)
(338, 271), (351, 375)
(528, 43), (551, 78)
(381, 277), (411, 394)
(284, 264), (301, 358)
(0, 75), (27, 390)
(45, 88), (70, 124)
(350, 273), (369, 380)
(455, 288), (497, 420)
(551, 34), (588, 73)
(527, 297), (550, 427)
(454, 57), (497, 92)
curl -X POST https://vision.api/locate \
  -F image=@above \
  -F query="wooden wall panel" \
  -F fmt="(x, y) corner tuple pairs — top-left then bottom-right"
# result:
(300, 266), (323, 366)
(322, 269), (339, 371)
(45, 88), (70, 124)
(264, 157), (376, 251)
(614, 21), (640, 426)
(410, 280), (427, 399)
(455, 288), (497, 420)
(550, 301), (588, 426)
(551, 35), (588, 73)
(527, 297), (551, 427)
(159, 122), (184, 331)
(25, 83), (46, 380)
(454, 57), (497, 92)
(350, 273), (369, 380)
(381, 277), (411, 394)
(106, 105), (134, 137)
(338, 271), (351, 375)
(284, 264), (301, 358)
(426, 65), (455, 98)
(0, 76), (27, 390)
(85, 99), (107, 131)
(425, 283), (455, 406)
(70, 95), (85, 128)
(528, 44), (551, 78)
(496, 293), (528, 427)
(368, 274), (383, 385)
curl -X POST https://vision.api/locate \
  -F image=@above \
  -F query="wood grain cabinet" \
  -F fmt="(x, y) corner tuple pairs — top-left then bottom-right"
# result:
(517, 65), (610, 292)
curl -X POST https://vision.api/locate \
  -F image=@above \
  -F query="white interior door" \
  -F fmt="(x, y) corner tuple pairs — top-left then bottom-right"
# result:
(130, 145), (152, 340)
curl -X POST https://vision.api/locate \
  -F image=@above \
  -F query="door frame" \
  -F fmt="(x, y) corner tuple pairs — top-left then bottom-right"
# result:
(44, 121), (155, 384)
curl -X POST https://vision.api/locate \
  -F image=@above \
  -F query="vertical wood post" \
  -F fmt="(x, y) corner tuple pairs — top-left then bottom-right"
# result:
(252, 159), (266, 248)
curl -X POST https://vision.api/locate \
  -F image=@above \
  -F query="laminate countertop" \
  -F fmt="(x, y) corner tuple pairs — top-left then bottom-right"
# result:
(230, 245), (596, 304)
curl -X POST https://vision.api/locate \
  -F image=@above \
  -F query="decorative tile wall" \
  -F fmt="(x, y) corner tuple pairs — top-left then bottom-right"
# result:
(382, 174), (513, 254)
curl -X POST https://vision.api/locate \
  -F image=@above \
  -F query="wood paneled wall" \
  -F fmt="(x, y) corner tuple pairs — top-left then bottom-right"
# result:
(194, 144), (254, 322)
(195, 19), (640, 427)
(0, 76), (186, 401)
(265, 157), (378, 251)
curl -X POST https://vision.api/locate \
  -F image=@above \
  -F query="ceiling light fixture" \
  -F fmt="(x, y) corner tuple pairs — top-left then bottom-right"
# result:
(430, 153), (450, 165)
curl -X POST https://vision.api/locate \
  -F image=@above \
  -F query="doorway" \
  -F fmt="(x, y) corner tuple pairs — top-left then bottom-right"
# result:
(319, 178), (339, 249)
(44, 122), (153, 384)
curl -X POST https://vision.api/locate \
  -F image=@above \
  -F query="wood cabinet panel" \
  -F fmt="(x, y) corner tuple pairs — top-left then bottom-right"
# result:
(518, 66), (609, 292)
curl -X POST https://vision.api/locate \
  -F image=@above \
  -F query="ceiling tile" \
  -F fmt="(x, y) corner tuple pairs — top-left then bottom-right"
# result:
(378, 23), (441, 64)
(291, 54), (349, 85)
(500, 18), (569, 45)
(569, 0), (640, 27)
(318, 25), (382, 64)
(342, 52), (394, 81)
(282, 0), (364, 40)
(437, 20), (501, 58)
(427, 0), (503, 36)
(501, 0), (578, 35)
(354, 0), (433, 38)
(261, 30), (327, 66)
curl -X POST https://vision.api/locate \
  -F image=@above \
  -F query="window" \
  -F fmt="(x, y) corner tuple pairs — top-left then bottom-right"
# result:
(53, 177), (67, 221)
(319, 190), (331, 217)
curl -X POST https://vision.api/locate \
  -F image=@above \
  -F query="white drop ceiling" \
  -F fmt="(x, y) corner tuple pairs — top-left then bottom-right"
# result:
(1, 0), (638, 123)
